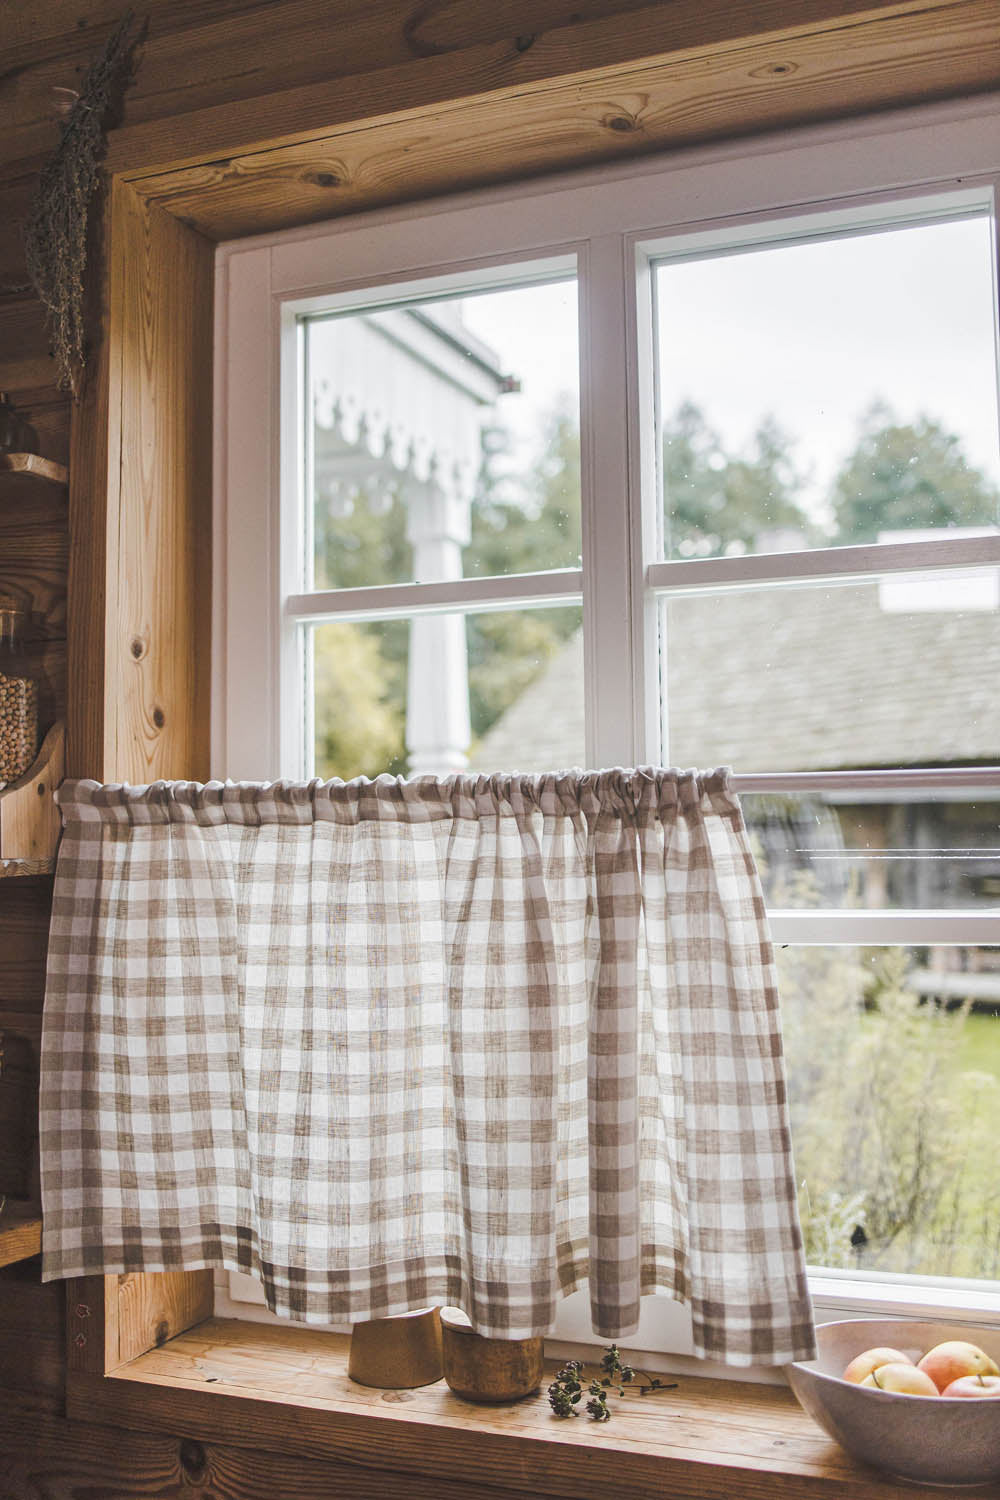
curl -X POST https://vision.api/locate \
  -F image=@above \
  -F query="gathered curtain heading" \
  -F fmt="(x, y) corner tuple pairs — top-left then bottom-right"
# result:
(40, 767), (815, 1366)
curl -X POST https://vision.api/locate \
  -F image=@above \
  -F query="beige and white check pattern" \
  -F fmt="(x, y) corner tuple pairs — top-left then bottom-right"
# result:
(40, 769), (815, 1365)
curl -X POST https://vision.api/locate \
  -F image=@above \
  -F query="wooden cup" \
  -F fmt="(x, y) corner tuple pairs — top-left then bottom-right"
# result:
(440, 1306), (544, 1403)
(347, 1307), (443, 1388)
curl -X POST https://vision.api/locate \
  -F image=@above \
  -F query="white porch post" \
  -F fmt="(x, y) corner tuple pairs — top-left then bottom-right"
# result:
(405, 478), (471, 776)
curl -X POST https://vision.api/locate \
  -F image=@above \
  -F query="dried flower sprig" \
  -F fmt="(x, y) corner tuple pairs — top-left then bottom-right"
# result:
(548, 1344), (677, 1423)
(23, 12), (143, 398)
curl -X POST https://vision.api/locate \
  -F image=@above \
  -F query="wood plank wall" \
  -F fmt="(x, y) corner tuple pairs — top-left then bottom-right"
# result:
(0, 2), (997, 1494)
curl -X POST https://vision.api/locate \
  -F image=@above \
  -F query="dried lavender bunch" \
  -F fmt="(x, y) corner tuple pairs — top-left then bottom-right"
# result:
(23, 12), (141, 398)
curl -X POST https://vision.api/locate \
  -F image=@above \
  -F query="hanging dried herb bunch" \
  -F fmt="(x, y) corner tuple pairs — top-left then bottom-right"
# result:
(23, 12), (142, 399)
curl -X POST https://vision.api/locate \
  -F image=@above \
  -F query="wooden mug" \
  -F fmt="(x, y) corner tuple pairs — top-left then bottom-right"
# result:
(348, 1306), (443, 1388)
(440, 1306), (544, 1403)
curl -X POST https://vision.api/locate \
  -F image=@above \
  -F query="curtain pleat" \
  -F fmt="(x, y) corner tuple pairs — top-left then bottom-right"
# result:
(40, 768), (815, 1365)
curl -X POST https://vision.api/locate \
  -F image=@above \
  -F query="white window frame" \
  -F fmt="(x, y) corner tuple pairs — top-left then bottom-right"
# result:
(215, 92), (1000, 1356)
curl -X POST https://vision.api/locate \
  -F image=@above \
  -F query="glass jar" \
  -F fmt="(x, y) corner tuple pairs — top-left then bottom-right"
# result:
(0, 596), (39, 786)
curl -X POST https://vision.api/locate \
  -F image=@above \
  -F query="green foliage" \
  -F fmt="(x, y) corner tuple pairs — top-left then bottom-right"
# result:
(831, 402), (1000, 544)
(662, 400), (812, 557)
(548, 1347), (636, 1423)
(778, 939), (1000, 1279)
(313, 622), (406, 781)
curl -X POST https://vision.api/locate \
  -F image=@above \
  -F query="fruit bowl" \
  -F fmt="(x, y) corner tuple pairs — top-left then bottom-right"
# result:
(785, 1320), (1000, 1488)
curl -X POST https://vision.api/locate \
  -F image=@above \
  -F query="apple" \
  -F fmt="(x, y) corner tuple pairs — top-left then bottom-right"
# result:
(860, 1362), (939, 1396)
(842, 1346), (914, 1384)
(941, 1374), (1000, 1399)
(917, 1341), (1000, 1394)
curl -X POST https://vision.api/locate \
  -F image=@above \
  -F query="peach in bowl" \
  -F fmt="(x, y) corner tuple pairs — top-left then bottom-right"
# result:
(785, 1320), (1000, 1488)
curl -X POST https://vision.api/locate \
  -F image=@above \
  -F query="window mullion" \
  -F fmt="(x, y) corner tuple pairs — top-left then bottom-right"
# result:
(579, 234), (640, 769)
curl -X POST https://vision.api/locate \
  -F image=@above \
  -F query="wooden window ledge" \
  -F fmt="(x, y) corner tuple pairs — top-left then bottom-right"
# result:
(68, 1317), (927, 1499)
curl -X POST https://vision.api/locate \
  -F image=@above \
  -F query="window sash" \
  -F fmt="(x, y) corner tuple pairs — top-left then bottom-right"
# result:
(218, 95), (1000, 1334)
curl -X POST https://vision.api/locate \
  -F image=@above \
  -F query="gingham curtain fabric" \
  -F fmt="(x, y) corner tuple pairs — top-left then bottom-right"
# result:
(40, 769), (815, 1365)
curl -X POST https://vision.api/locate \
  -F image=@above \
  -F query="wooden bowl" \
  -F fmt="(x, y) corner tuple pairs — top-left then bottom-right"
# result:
(440, 1306), (544, 1403)
(348, 1307), (443, 1389)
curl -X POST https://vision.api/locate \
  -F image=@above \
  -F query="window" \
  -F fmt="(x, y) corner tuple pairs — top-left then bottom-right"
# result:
(217, 95), (1000, 1360)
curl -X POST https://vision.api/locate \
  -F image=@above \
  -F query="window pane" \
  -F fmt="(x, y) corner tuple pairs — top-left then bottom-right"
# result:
(655, 213), (1000, 560)
(744, 791), (1000, 910)
(305, 276), (580, 591)
(779, 944), (1000, 1280)
(310, 605), (582, 780)
(660, 569), (1000, 772)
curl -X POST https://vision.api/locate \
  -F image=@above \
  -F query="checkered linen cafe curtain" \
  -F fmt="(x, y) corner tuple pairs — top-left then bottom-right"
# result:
(40, 769), (815, 1366)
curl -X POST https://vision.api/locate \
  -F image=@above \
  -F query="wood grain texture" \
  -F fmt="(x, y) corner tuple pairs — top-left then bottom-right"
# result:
(65, 1276), (119, 1379)
(0, 858), (55, 880)
(0, 1257), (65, 1411)
(0, 500), (68, 639)
(126, 0), (1000, 240)
(0, 1006), (42, 1198)
(108, 186), (214, 784)
(0, 296), (57, 393)
(0, 1202), (42, 1269)
(1, 0), (969, 172)
(0, 453), (69, 487)
(116, 1272), (216, 1368)
(61, 1319), (927, 1500)
(0, 1399), (555, 1500)
(66, 183), (115, 780)
(0, 877), (52, 1008)
(0, 1025), (38, 1197)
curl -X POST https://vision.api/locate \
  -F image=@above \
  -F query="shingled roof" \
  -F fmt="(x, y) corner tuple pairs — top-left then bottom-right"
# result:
(469, 577), (1000, 773)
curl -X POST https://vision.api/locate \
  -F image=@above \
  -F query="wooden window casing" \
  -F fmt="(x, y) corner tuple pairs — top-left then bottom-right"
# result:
(59, 8), (1000, 1490)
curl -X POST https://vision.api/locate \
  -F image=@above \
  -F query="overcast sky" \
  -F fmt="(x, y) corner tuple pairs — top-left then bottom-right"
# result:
(459, 211), (1000, 529)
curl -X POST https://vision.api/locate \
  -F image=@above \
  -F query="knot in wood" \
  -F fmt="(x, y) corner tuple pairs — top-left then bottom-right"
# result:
(606, 114), (639, 133)
(179, 1438), (208, 1480)
(152, 706), (166, 729)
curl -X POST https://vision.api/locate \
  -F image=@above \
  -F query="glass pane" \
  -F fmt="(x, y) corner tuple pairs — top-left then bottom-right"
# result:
(779, 944), (1000, 1280)
(306, 276), (580, 590)
(310, 605), (582, 780)
(655, 213), (1000, 560)
(744, 791), (1000, 911)
(660, 569), (1000, 772)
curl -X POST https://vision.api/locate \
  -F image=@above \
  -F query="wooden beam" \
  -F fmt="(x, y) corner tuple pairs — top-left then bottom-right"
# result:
(105, 0), (995, 178)
(118, 1), (1000, 241)
(3, 0), (978, 173)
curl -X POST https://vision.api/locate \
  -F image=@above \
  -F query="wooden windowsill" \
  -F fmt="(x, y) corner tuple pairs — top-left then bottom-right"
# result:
(67, 1317), (927, 1498)
(0, 1202), (42, 1268)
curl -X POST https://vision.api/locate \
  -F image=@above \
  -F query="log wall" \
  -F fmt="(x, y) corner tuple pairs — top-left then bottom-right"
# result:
(0, 3), (997, 1493)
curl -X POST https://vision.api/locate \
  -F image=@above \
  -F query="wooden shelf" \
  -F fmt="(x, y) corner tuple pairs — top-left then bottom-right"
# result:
(0, 857), (55, 879)
(65, 1317), (925, 1500)
(0, 453), (68, 491)
(0, 1200), (42, 1269)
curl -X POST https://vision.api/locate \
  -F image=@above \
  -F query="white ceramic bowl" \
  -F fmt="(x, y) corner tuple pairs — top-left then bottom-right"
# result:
(786, 1319), (1000, 1488)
